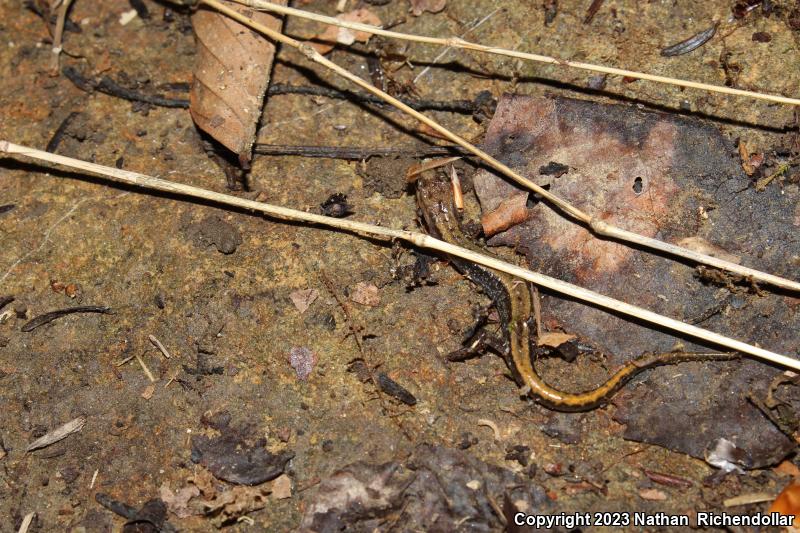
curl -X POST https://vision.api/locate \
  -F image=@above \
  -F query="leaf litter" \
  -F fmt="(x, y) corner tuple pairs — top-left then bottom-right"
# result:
(190, 0), (288, 164)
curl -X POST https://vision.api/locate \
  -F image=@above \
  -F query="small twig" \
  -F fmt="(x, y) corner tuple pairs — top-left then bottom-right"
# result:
(50, 0), (73, 75)
(405, 156), (461, 182)
(61, 67), (484, 114)
(20, 306), (112, 332)
(201, 0), (800, 294)
(1, 141), (798, 371)
(236, 0), (800, 107)
(148, 334), (172, 359)
(46, 111), (80, 153)
(583, 0), (606, 24)
(254, 143), (469, 160)
(17, 513), (35, 533)
(115, 355), (134, 367)
(135, 354), (156, 382)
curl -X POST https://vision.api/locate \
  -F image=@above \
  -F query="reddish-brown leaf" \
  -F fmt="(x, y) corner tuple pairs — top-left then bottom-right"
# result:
(409, 0), (447, 16)
(311, 8), (382, 54)
(190, 2), (286, 164)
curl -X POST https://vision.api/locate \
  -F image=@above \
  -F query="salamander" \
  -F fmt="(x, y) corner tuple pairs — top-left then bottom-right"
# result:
(416, 172), (737, 411)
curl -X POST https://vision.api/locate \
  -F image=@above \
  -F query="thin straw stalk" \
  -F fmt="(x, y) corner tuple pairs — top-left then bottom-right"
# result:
(1, 140), (798, 371)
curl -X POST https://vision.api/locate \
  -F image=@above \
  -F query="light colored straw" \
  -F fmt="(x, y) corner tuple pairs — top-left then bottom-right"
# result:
(2, 140), (798, 371)
(236, 0), (800, 107)
(200, 0), (800, 294)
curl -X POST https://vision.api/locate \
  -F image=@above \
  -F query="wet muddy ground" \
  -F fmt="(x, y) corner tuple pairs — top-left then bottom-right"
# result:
(1, 0), (799, 531)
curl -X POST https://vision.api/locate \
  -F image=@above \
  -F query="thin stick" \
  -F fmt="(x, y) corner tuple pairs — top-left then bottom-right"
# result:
(202, 0), (800, 294)
(50, 0), (73, 75)
(1, 141), (797, 372)
(237, 0), (800, 107)
(135, 354), (156, 383)
(18, 512), (35, 533)
(148, 334), (172, 359)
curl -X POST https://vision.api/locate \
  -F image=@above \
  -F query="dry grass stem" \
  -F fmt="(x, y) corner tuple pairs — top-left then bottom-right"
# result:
(1, 141), (797, 372)
(236, 0), (800, 107)
(203, 0), (800, 294)
(135, 353), (156, 382)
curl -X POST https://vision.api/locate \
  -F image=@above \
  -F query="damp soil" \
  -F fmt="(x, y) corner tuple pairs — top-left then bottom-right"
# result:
(1, 0), (799, 531)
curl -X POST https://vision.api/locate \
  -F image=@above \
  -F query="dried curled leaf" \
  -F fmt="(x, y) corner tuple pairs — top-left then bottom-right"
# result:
(312, 8), (382, 54)
(480, 191), (529, 237)
(190, 1), (286, 164)
(537, 332), (576, 348)
(409, 0), (447, 16)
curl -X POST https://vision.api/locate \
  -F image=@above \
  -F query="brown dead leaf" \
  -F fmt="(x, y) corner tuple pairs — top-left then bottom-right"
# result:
(289, 289), (319, 314)
(537, 331), (576, 348)
(271, 474), (292, 499)
(638, 488), (668, 501)
(190, 1), (286, 164)
(481, 192), (529, 237)
(160, 482), (201, 518)
(409, 0), (447, 16)
(312, 8), (382, 54)
(350, 282), (380, 306)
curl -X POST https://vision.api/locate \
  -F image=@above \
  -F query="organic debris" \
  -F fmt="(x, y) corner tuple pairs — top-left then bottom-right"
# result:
(312, 8), (382, 54)
(193, 467), (274, 527)
(21, 306), (112, 332)
(159, 483), (201, 519)
(537, 331), (576, 348)
(300, 444), (552, 532)
(350, 281), (380, 306)
(289, 289), (319, 314)
(95, 494), (177, 533)
(289, 346), (317, 381)
(319, 193), (353, 218)
(191, 412), (294, 485)
(480, 191), (529, 236)
(660, 24), (717, 56)
(409, 0), (447, 16)
(376, 372), (418, 405)
(185, 214), (243, 254)
(26, 417), (86, 452)
(190, 0), (287, 163)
